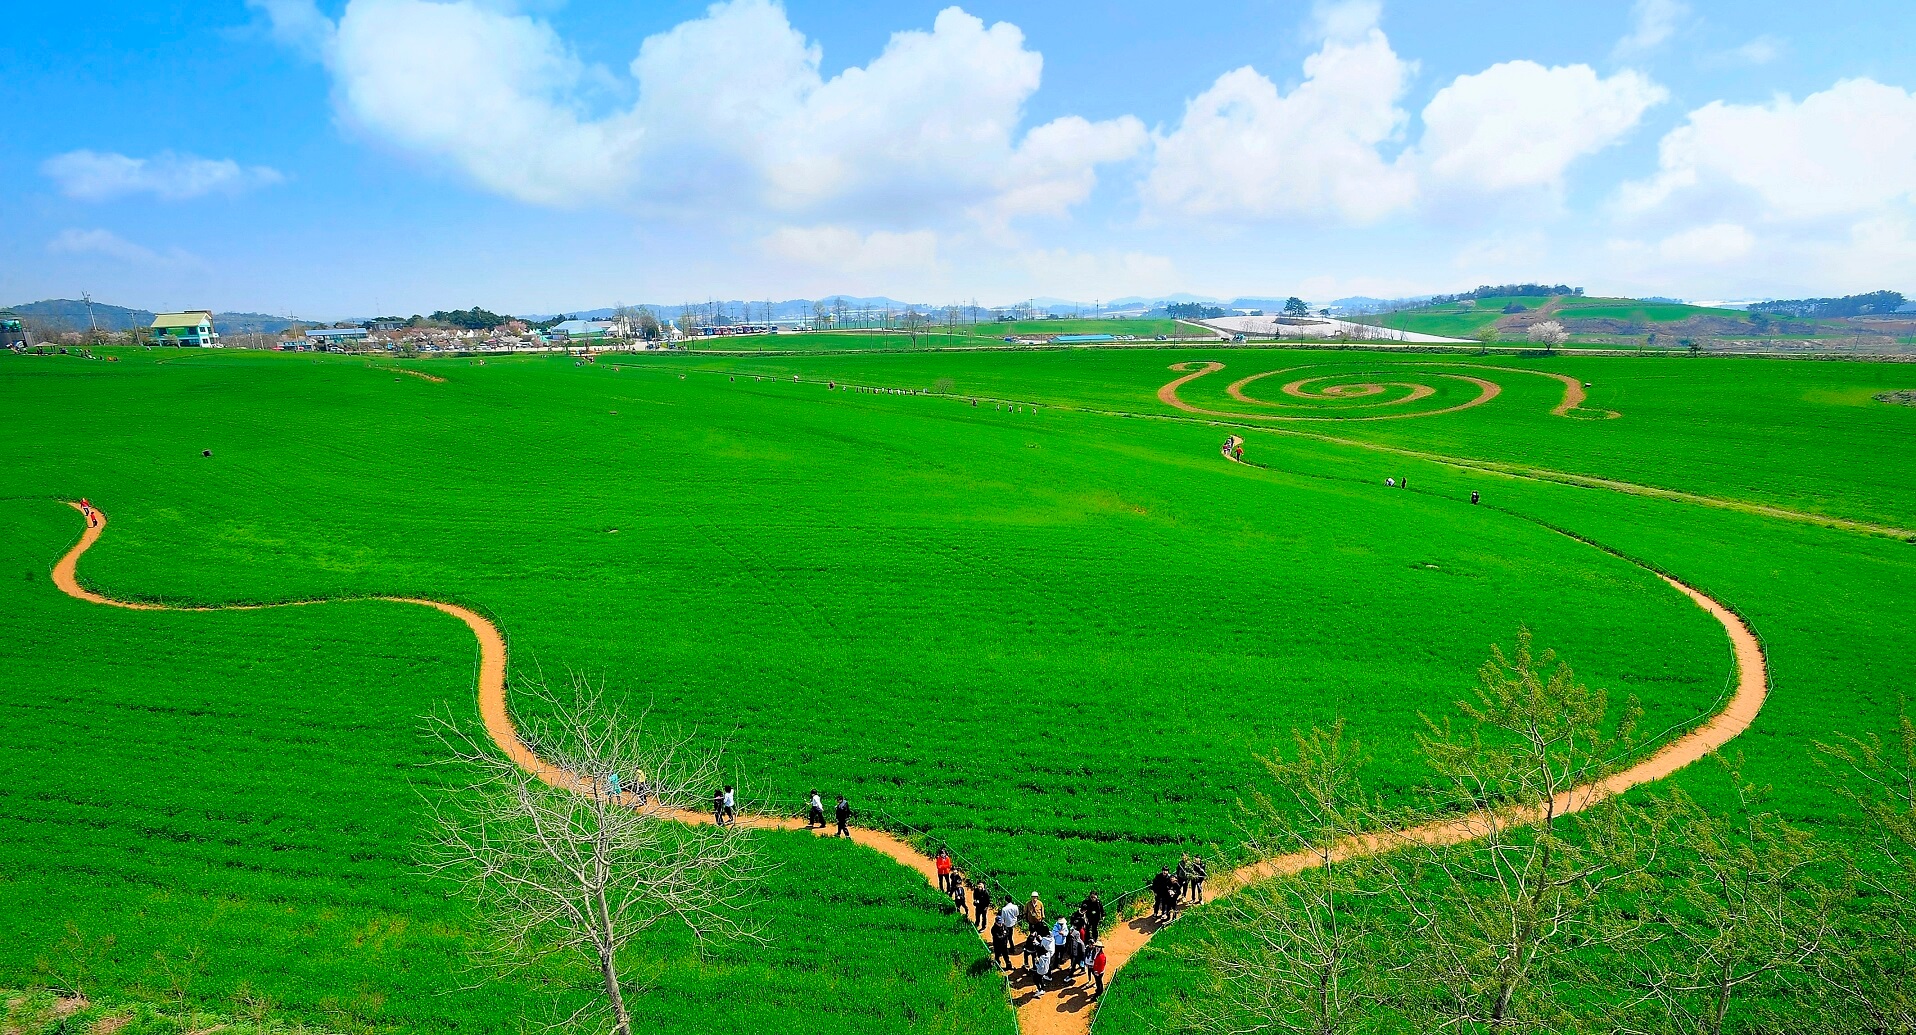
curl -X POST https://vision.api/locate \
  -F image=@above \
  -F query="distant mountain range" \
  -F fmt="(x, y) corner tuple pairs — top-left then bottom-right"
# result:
(6, 299), (308, 336)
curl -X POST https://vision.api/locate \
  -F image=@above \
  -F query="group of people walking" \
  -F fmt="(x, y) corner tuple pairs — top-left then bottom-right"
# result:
(979, 881), (1110, 1001)
(805, 789), (853, 837)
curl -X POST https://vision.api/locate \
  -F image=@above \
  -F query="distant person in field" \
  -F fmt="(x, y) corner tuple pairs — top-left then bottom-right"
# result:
(1151, 866), (1176, 921)
(935, 847), (953, 893)
(972, 880), (992, 930)
(1471, 491), (1480, 505)
(79, 498), (97, 527)
(1386, 477), (1395, 488)
(1188, 854), (1208, 903)
(950, 871), (968, 910)
(1089, 941), (1108, 998)
(712, 787), (726, 826)
(808, 789), (825, 829)
(1175, 854), (1192, 905)
(1081, 890), (1105, 939)
(605, 770), (622, 802)
(834, 794), (851, 837)
(721, 785), (737, 824)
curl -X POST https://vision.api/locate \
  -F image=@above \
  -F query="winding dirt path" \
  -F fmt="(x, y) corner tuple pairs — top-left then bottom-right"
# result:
(50, 499), (1767, 1035)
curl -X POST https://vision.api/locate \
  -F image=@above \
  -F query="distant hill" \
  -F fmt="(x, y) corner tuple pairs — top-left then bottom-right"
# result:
(7, 298), (309, 336)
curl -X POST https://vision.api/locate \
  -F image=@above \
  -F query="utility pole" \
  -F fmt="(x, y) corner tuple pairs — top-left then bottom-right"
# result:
(81, 291), (98, 334)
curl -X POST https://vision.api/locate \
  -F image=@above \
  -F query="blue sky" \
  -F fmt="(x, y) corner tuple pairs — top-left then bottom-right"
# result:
(5, 0), (1914, 317)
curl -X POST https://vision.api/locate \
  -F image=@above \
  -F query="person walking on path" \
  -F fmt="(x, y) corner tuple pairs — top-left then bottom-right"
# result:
(1082, 890), (1105, 940)
(79, 498), (97, 527)
(605, 770), (622, 803)
(1175, 855), (1192, 907)
(935, 848), (953, 893)
(712, 787), (726, 827)
(991, 909), (1015, 970)
(807, 790), (825, 829)
(949, 870), (968, 909)
(972, 881), (992, 930)
(1188, 855), (1208, 903)
(834, 794), (851, 837)
(1031, 927), (1054, 999)
(1151, 866), (1176, 922)
(721, 785), (737, 825)
(1089, 942), (1108, 999)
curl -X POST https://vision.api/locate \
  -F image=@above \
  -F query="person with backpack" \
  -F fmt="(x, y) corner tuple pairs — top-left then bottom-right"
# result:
(935, 848), (953, 893)
(949, 870), (968, 909)
(807, 790), (825, 829)
(834, 794), (851, 837)
(990, 909), (1015, 970)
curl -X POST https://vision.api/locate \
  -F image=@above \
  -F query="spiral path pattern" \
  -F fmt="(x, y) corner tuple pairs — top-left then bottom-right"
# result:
(1160, 361), (1620, 421)
(49, 494), (1761, 1035)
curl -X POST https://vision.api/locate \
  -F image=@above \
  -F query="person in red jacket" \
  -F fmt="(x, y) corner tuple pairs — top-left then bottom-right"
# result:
(1089, 942), (1107, 998)
(79, 498), (97, 527)
(935, 847), (953, 893)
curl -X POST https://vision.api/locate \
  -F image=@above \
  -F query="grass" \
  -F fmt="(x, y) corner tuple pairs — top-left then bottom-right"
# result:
(0, 498), (1011, 1035)
(4, 342), (1909, 1032)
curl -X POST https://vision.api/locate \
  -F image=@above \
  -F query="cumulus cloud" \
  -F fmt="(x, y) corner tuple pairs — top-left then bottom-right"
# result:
(1419, 62), (1666, 193)
(1142, 2), (1417, 223)
(259, 0), (1143, 226)
(1615, 0), (1688, 58)
(1619, 78), (1916, 221)
(42, 150), (284, 201)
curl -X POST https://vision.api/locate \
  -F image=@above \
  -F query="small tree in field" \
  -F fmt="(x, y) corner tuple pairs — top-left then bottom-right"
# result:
(423, 675), (763, 1035)
(1527, 321), (1570, 354)
(1386, 629), (1656, 1032)
(1186, 722), (1383, 1035)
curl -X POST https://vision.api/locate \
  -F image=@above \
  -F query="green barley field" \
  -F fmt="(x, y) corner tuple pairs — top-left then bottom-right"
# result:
(2, 344), (1912, 1033)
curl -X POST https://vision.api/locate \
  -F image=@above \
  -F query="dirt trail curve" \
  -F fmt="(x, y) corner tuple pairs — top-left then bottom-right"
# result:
(51, 500), (1766, 1035)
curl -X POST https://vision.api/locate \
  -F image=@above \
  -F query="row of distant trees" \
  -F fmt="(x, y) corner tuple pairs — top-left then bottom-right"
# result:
(1749, 290), (1906, 319)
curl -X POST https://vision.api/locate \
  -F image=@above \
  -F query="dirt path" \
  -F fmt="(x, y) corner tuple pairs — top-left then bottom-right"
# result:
(50, 498), (1767, 1035)
(372, 365), (447, 383)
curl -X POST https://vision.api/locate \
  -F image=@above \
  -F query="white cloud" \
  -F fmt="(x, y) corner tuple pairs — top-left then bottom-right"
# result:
(1143, 4), (1417, 223)
(1615, 0), (1688, 58)
(1727, 37), (1783, 66)
(47, 228), (200, 268)
(42, 150), (284, 201)
(246, 0), (336, 60)
(1657, 222), (1756, 265)
(760, 225), (941, 277)
(1419, 62), (1666, 192)
(1619, 78), (1916, 221)
(264, 0), (1142, 228)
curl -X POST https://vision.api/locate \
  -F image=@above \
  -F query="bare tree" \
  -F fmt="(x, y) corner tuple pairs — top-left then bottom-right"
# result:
(1386, 629), (1657, 1032)
(1186, 722), (1383, 1035)
(1814, 708), (1916, 1031)
(1619, 759), (1834, 1035)
(422, 674), (764, 1035)
(811, 299), (829, 331)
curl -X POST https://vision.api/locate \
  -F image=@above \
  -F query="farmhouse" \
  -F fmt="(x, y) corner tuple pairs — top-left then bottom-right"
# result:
(150, 311), (218, 347)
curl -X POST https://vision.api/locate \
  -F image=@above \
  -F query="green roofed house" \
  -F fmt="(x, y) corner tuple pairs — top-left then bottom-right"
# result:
(1, 311), (26, 348)
(151, 310), (218, 347)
